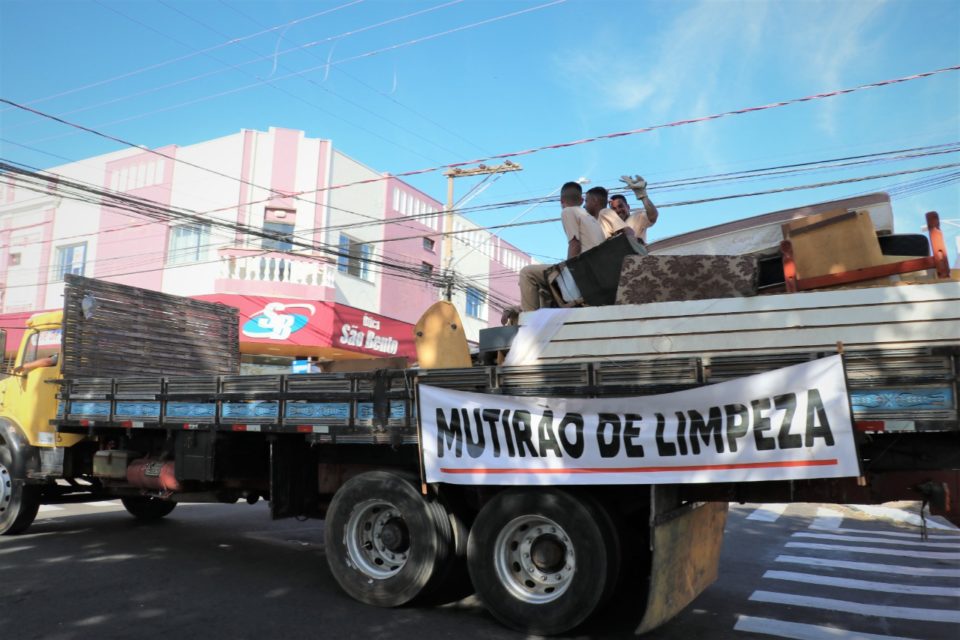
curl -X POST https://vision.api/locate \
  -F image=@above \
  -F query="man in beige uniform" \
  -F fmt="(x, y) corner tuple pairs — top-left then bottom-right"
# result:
(587, 185), (630, 238)
(610, 175), (659, 243)
(518, 181), (605, 311)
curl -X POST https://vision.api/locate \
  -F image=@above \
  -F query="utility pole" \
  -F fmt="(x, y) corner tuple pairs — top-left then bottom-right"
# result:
(441, 161), (522, 300)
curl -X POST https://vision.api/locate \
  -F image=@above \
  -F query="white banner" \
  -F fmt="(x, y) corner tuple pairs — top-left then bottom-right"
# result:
(419, 355), (859, 485)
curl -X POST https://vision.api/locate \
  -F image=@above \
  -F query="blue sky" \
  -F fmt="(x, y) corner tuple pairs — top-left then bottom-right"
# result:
(1, 0), (958, 266)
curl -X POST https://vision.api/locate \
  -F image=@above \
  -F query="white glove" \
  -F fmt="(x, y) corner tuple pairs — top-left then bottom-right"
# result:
(620, 175), (648, 200)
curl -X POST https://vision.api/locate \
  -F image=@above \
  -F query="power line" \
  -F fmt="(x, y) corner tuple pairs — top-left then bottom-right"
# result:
(7, 163), (958, 309)
(0, 160), (438, 286)
(195, 64), (960, 215)
(0, 102), (443, 238)
(0, 160), (511, 302)
(16, 0), (551, 148)
(5, 0), (450, 131)
(351, 161), (960, 246)
(9, 64), (955, 234)
(215, 0), (489, 160)
(0, 1), (364, 114)
(150, 0), (452, 165)
(5, 143), (957, 262)
(6, 140), (956, 245)
(315, 141), (960, 232)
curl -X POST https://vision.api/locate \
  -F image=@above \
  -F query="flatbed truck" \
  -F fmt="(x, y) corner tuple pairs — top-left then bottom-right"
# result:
(1, 198), (958, 635)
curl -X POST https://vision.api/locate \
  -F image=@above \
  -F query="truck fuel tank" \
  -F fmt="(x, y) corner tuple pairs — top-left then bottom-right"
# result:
(126, 458), (181, 492)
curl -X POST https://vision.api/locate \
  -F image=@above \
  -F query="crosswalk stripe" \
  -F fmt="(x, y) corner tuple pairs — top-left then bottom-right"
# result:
(775, 554), (960, 577)
(849, 505), (959, 531)
(37, 505), (65, 512)
(80, 501), (123, 508)
(793, 531), (960, 549)
(762, 570), (960, 597)
(746, 503), (788, 522)
(809, 507), (844, 530)
(807, 526), (960, 541)
(734, 615), (921, 640)
(749, 590), (960, 623)
(785, 542), (960, 560)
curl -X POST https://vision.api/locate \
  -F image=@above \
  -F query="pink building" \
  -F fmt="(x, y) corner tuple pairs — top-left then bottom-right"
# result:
(0, 127), (533, 369)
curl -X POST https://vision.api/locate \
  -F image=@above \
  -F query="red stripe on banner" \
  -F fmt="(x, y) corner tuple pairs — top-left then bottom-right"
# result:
(232, 424), (247, 432)
(121, 421), (133, 428)
(439, 459), (839, 475)
(855, 421), (885, 432)
(296, 425), (313, 433)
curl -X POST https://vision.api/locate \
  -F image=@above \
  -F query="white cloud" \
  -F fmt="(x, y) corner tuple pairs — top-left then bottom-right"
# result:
(556, 1), (769, 116)
(783, 0), (889, 135)
(557, 0), (890, 135)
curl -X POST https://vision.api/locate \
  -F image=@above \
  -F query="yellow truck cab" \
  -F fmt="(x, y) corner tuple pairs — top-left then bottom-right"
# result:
(2, 311), (65, 440)
(0, 310), (82, 534)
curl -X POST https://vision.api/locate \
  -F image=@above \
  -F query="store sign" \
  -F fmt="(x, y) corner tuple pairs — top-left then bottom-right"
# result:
(194, 294), (416, 359)
(339, 314), (400, 355)
(333, 307), (414, 358)
(241, 302), (316, 340)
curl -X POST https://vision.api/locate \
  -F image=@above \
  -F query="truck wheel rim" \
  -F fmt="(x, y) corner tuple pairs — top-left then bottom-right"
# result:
(0, 462), (11, 515)
(344, 499), (410, 579)
(493, 515), (575, 604)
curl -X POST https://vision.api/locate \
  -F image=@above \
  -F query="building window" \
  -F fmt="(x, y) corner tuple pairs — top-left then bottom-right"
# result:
(465, 286), (485, 319)
(262, 221), (295, 251)
(53, 243), (86, 280)
(423, 237), (435, 252)
(421, 262), (434, 277)
(8, 252), (20, 266)
(338, 234), (372, 281)
(167, 224), (210, 265)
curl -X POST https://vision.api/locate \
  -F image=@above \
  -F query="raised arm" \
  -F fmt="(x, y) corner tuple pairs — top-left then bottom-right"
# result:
(621, 174), (659, 225)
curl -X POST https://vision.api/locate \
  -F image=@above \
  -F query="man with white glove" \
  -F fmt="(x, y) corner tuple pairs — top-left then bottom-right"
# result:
(611, 174), (660, 244)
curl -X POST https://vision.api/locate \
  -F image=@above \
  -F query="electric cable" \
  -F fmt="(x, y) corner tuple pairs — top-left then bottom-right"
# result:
(195, 64), (960, 213)
(15, 0), (554, 147)
(0, 1), (364, 114)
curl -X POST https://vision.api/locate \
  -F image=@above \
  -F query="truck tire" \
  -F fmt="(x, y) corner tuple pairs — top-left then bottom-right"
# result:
(579, 492), (622, 608)
(121, 496), (177, 521)
(324, 471), (454, 607)
(0, 442), (41, 535)
(417, 492), (473, 605)
(466, 488), (616, 635)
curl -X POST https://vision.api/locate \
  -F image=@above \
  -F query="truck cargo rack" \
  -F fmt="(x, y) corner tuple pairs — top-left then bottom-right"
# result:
(51, 346), (958, 443)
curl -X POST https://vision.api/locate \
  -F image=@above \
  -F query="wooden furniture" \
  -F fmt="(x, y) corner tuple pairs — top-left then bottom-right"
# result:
(782, 211), (951, 292)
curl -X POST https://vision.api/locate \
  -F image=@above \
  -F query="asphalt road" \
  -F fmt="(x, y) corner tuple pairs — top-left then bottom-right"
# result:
(1, 499), (957, 640)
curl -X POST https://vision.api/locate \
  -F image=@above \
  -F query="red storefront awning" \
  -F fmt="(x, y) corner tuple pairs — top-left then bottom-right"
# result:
(195, 294), (417, 360)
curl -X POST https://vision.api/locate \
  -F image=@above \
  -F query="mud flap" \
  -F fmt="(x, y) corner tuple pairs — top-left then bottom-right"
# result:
(270, 437), (318, 519)
(635, 488), (728, 635)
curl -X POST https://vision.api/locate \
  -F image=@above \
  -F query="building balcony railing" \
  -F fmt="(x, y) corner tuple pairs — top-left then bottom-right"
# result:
(218, 248), (332, 289)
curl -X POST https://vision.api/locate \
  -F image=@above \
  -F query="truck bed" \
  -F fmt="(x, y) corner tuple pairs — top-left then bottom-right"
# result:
(512, 280), (960, 363)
